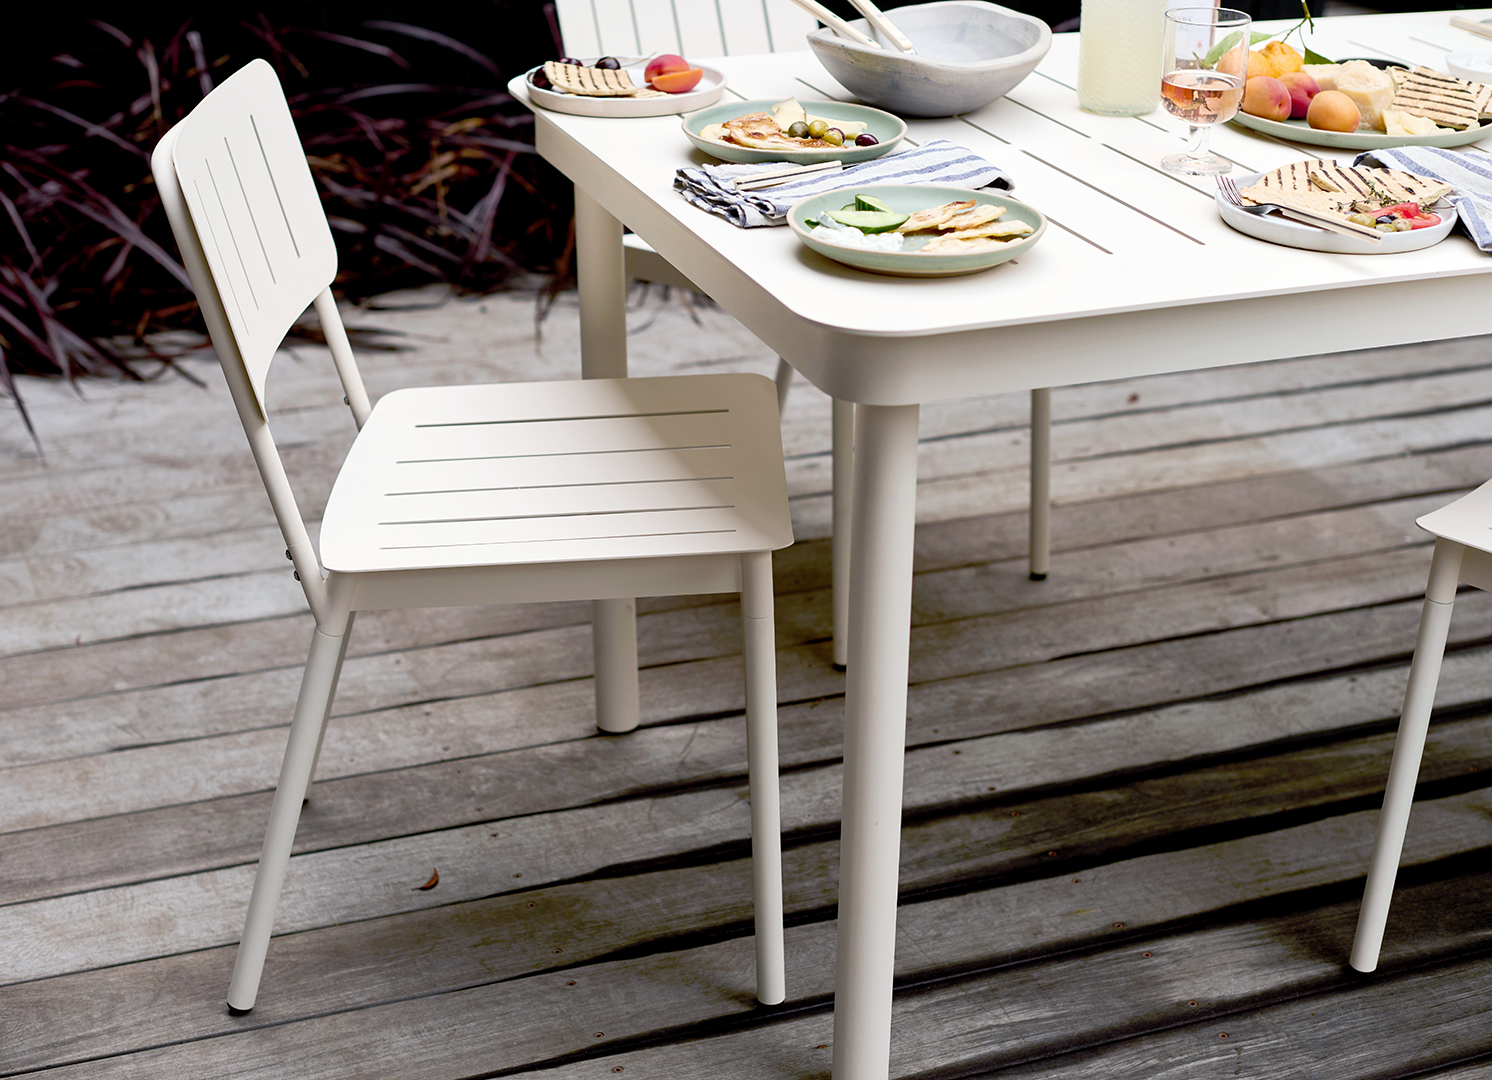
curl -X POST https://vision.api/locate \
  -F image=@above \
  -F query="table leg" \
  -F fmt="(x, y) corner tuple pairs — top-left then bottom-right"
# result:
(574, 186), (639, 734)
(832, 402), (920, 1080)
(1029, 387), (1052, 582)
(831, 397), (855, 670)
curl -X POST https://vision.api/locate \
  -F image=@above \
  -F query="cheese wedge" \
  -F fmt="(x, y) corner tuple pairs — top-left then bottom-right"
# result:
(1382, 108), (1447, 136)
(1334, 61), (1396, 131)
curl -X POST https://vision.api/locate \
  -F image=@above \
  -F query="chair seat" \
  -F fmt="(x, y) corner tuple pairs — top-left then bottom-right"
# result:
(320, 373), (792, 573)
(1416, 476), (1492, 552)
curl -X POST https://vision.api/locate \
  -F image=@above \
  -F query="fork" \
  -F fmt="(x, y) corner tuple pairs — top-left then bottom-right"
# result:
(1216, 175), (1382, 243)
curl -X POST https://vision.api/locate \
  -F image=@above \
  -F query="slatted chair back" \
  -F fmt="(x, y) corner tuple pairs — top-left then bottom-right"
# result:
(151, 58), (372, 624)
(553, 0), (817, 58)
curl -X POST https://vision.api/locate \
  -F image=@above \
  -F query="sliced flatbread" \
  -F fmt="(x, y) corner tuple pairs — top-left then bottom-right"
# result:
(1308, 163), (1454, 210)
(952, 220), (1034, 240)
(942, 204), (1006, 230)
(1240, 159), (1348, 215)
(897, 200), (977, 232)
(1387, 66), (1483, 129)
(543, 61), (641, 97)
(918, 235), (1009, 254)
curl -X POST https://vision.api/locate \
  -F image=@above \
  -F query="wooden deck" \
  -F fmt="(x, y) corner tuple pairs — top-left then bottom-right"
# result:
(3, 284), (1491, 1079)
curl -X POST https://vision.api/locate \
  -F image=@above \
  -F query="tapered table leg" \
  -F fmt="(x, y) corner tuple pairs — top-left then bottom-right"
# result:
(574, 187), (640, 734)
(832, 402), (920, 1080)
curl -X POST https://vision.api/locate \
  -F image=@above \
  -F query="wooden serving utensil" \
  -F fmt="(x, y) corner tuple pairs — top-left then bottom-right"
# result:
(786, 0), (882, 48)
(844, 0), (918, 53)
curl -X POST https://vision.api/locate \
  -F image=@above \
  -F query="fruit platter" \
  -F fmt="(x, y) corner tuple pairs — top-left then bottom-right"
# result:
(1230, 40), (1492, 148)
(1216, 159), (1458, 253)
(787, 185), (1046, 277)
(683, 99), (907, 164)
(524, 54), (725, 117)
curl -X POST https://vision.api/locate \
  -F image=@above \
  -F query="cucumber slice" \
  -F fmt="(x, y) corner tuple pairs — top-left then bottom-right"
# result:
(854, 194), (893, 213)
(826, 209), (910, 234)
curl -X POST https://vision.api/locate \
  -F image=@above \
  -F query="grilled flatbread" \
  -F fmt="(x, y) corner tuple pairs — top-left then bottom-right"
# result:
(1308, 163), (1454, 210)
(942, 204), (1006, 230)
(717, 112), (831, 150)
(543, 61), (646, 97)
(1388, 66), (1485, 129)
(919, 235), (1008, 253)
(1240, 159), (1348, 215)
(951, 221), (1034, 240)
(897, 200), (977, 232)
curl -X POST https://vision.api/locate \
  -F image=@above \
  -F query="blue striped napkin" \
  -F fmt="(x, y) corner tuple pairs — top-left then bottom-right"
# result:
(674, 139), (1012, 228)
(1353, 147), (1492, 252)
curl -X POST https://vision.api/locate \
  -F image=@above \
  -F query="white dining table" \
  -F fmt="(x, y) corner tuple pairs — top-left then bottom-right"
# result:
(511, 10), (1492, 1077)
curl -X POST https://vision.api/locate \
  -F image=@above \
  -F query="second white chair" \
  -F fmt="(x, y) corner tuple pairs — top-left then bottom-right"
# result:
(1350, 478), (1492, 973)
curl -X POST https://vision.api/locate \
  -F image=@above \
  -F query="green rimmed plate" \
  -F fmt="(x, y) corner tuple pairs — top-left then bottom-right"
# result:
(1230, 110), (1492, 149)
(787, 184), (1046, 278)
(682, 99), (906, 164)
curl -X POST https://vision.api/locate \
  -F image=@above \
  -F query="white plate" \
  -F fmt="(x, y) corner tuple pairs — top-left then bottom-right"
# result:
(682, 100), (908, 165)
(525, 59), (725, 117)
(1216, 170), (1458, 254)
(1230, 109), (1492, 150)
(1446, 50), (1492, 82)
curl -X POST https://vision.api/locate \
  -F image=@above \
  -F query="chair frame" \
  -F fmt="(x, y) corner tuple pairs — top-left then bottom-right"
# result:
(152, 59), (787, 1014)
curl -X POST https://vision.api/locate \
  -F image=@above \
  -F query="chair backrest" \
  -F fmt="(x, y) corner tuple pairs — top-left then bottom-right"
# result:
(152, 58), (369, 623)
(553, 0), (816, 58)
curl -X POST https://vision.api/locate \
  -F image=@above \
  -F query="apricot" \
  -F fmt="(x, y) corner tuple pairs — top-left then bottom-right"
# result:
(1278, 71), (1320, 119)
(1242, 75), (1291, 122)
(1306, 89), (1360, 132)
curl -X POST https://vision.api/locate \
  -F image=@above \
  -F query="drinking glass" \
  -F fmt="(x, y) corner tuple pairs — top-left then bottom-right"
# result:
(1160, 7), (1251, 176)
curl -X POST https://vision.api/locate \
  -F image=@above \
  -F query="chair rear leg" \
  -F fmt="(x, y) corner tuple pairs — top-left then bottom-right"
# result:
(773, 357), (793, 415)
(741, 550), (785, 1005)
(1350, 539), (1463, 973)
(228, 621), (351, 1013)
(302, 612), (354, 806)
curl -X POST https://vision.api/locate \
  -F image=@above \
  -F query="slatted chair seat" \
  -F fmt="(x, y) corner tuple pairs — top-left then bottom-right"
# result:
(151, 57), (791, 1016)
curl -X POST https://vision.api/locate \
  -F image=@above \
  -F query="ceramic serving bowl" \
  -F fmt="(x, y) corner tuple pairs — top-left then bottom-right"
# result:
(806, 0), (1051, 118)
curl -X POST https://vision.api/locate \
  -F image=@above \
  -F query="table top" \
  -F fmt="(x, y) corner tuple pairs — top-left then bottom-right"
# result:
(515, 10), (1492, 404)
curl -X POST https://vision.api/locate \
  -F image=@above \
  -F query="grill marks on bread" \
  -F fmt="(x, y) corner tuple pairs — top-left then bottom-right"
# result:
(1388, 66), (1490, 129)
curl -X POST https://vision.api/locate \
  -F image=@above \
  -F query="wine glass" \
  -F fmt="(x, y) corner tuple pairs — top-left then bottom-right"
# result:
(1160, 7), (1251, 176)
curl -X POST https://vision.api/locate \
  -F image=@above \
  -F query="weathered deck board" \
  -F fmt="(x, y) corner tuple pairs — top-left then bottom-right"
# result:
(2, 285), (1489, 1079)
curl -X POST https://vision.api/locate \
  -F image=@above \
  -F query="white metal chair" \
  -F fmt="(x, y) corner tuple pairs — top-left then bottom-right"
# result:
(151, 58), (791, 1014)
(1350, 479), (1492, 973)
(554, 0), (1059, 678)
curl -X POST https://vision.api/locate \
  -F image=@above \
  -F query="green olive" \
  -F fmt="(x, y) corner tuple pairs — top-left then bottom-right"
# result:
(788, 121), (810, 139)
(822, 128), (845, 146)
(1392, 218), (1414, 232)
(1348, 213), (1376, 227)
(807, 119), (829, 138)
(1375, 223), (1394, 233)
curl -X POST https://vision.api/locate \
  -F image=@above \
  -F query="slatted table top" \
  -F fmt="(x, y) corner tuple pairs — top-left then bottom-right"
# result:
(516, 10), (1492, 403)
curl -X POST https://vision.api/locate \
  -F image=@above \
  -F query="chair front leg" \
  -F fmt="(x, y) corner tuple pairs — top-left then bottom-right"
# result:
(741, 550), (785, 1005)
(1350, 538), (1464, 973)
(302, 611), (354, 805)
(228, 619), (351, 1013)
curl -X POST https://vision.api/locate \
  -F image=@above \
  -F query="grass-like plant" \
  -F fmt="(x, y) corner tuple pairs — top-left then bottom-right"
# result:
(1, 13), (566, 450)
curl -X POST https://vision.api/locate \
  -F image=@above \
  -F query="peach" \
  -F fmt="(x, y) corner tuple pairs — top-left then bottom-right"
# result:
(1242, 75), (1291, 122)
(645, 53), (689, 83)
(1306, 89), (1360, 132)
(1278, 71), (1320, 119)
(650, 67), (703, 93)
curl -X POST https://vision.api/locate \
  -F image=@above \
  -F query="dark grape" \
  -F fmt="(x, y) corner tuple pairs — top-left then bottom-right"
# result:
(558, 57), (583, 66)
(855, 133), (880, 146)
(595, 56), (621, 69)
(530, 68), (551, 89)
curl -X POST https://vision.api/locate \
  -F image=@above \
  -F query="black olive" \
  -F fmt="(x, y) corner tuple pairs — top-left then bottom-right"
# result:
(855, 133), (879, 147)
(595, 56), (621, 69)
(531, 69), (551, 89)
(558, 57), (583, 66)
